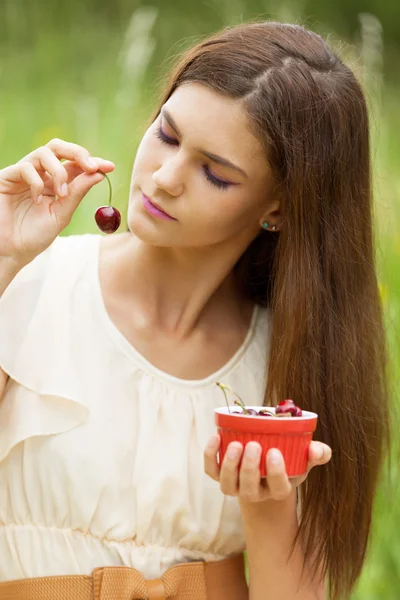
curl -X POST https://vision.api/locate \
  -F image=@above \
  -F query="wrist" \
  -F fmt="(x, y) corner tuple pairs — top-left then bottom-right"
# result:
(239, 488), (297, 519)
(0, 255), (25, 269)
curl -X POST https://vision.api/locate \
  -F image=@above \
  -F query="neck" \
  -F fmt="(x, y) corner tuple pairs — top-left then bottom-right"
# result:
(110, 233), (250, 338)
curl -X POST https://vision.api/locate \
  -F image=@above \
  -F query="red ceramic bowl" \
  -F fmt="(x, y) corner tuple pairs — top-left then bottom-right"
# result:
(214, 406), (318, 477)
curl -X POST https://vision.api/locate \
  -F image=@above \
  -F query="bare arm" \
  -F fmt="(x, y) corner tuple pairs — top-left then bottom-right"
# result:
(240, 490), (326, 600)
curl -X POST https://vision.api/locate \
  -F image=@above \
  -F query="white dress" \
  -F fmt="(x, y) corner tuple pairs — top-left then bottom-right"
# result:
(0, 233), (272, 582)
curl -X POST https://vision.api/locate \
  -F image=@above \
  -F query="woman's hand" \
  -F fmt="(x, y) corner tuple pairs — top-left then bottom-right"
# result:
(204, 435), (332, 503)
(0, 138), (115, 266)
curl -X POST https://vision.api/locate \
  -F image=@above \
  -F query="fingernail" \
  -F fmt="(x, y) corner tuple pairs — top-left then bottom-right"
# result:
(314, 446), (323, 460)
(207, 435), (219, 450)
(245, 443), (260, 459)
(227, 445), (241, 460)
(269, 449), (283, 465)
(60, 183), (68, 196)
(87, 157), (97, 168)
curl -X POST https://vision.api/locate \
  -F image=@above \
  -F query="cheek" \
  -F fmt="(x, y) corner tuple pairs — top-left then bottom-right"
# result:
(209, 191), (258, 226)
(132, 129), (159, 174)
(192, 190), (256, 239)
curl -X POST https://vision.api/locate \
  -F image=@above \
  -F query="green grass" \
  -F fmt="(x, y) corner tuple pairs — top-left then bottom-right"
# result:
(1, 3), (399, 597)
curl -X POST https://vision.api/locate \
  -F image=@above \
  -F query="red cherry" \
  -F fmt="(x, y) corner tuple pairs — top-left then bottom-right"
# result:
(246, 409), (258, 415)
(276, 401), (302, 417)
(95, 206), (121, 233)
(278, 399), (295, 406)
(258, 410), (273, 417)
(276, 404), (296, 417)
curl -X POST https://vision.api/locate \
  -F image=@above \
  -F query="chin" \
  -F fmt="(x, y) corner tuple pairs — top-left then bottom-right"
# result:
(126, 206), (171, 247)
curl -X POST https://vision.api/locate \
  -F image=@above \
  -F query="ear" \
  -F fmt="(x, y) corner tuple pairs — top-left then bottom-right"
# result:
(261, 184), (286, 230)
(260, 204), (283, 231)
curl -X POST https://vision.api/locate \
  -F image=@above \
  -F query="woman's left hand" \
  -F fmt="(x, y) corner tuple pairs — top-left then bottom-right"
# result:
(204, 435), (332, 503)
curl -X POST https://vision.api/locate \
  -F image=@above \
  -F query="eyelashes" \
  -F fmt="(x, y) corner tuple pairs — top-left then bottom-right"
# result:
(154, 127), (232, 191)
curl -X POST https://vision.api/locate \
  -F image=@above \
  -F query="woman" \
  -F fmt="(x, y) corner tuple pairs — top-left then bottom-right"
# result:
(0, 19), (391, 600)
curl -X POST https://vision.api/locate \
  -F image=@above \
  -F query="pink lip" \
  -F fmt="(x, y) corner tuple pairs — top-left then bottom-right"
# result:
(141, 193), (176, 221)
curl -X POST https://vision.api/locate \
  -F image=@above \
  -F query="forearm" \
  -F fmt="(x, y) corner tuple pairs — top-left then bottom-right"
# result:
(240, 490), (326, 600)
(0, 257), (24, 298)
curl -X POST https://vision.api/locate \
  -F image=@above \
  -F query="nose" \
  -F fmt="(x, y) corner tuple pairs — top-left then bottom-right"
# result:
(152, 156), (184, 197)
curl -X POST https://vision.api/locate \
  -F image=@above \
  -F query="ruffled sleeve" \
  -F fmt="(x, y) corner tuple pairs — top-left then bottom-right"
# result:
(0, 235), (91, 464)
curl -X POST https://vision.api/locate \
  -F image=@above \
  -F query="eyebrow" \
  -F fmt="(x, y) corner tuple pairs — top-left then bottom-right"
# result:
(161, 108), (248, 179)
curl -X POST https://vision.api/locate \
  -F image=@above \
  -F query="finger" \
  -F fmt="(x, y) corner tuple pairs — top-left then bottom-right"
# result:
(64, 156), (115, 175)
(18, 146), (70, 198)
(265, 449), (292, 501)
(46, 139), (115, 174)
(306, 442), (332, 473)
(204, 434), (221, 481)
(2, 162), (45, 205)
(40, 158), (116, 199)
(238, 442), (262, 502)
(219, 442), (243, 496)
(61, 169), (106, 208)
(21, 138), (114, 187)
(50, 170), (107, 228)
(54, 158), (115, 186)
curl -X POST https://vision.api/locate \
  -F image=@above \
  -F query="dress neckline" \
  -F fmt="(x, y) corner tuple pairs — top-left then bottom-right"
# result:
(90, 235), (261, 388)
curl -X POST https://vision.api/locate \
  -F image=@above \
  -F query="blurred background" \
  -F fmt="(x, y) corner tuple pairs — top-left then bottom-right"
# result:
(1, 0), (399, 597)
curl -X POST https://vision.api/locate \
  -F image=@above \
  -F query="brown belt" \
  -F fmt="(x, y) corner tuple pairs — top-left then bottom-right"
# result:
(0, 553), (248, 600)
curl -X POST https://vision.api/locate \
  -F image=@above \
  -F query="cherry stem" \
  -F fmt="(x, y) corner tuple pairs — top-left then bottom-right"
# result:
(98, 170), (113, 206)
(216, 382), (231, 413)
(233, 398), (249, 415)
(216, 382), (250, 415)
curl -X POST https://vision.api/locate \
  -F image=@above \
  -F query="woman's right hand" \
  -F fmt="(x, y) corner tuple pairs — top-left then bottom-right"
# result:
(0, 138), (115, 267)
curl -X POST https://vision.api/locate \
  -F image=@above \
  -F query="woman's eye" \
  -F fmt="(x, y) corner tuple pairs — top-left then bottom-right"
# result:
(155, 127), (179, 146)
(154, 127), (232, 191)
(202, 166), (231, 190)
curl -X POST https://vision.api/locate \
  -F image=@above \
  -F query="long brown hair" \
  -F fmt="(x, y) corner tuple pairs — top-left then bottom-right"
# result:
(148, 20), (393, 600)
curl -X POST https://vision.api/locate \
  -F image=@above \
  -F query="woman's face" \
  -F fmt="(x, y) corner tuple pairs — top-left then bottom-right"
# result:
(127, 82), (278, 248)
